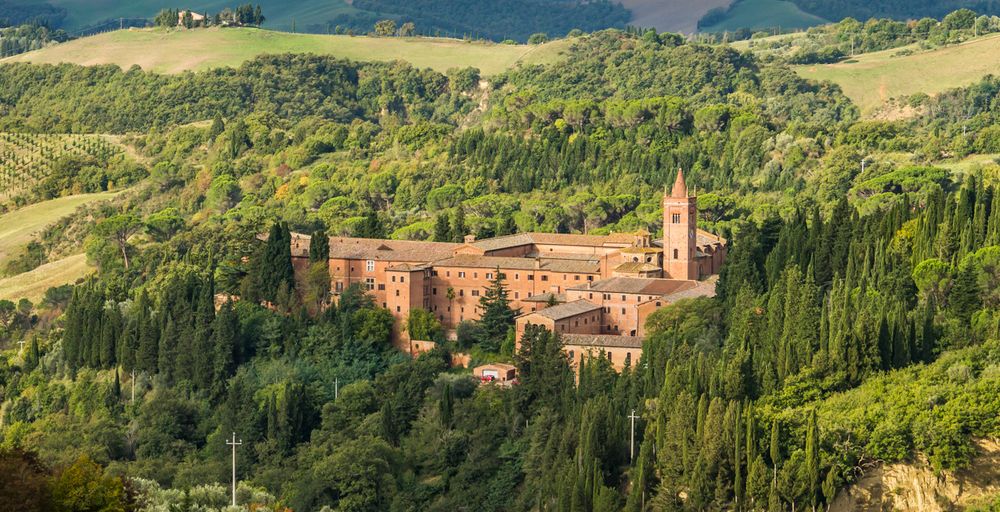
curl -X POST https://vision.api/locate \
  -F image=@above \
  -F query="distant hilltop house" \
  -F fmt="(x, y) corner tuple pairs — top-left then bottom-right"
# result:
(289, 169), (726, 370)
(177, 10), (206, 26)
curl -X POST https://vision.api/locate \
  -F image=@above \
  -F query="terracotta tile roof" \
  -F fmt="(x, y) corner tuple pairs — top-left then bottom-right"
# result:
(662, 278), (717, 302)
(614, 262), (662, 273)
(434, 255), (600, 273)
(561, 333), (646, 349)
(522, 299), (602, 320)
(697, 229), (726, 246)
(472, 232), (636, 252)
(325, 237), (460, 262)
(570, 277), (698, 295)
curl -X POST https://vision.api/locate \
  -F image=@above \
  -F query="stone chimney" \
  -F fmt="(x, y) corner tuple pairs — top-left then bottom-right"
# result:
(464, 234), (477, 244)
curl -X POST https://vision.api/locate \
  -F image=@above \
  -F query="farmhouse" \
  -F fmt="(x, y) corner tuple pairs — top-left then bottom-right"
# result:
(290, 169), (726, 367)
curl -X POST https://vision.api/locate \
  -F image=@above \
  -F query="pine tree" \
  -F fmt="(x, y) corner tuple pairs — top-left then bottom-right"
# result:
(477, 268), (520, 352)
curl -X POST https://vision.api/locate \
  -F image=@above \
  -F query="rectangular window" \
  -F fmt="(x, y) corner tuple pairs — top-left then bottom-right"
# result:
(400, 276), (405, 283)
(672, 213), (681, 224)
(458, 271), (466, 278)
(432, 288), (438, 295)
(514, 292), (519, 299)
(459, 290), (465, 296)
(366, 260), (375, 272)
(395, 290), (400, 297)
(574, 275), (580, 281)
(335, 282), (344, 293)
(365, 278), (375, 291)
(528, 275), (534, 281)
(377, 284), (385, 291)
(486, 273), (493, 280)
(391, 276), (396, 282)
(541, 275), (548, 281)
(472, 290), (480, 297)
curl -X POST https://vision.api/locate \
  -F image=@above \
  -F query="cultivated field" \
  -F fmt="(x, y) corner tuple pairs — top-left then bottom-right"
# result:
(0, 133), (122, 200)
(795, 33), (1000, 115)
(0, 254), (90, 302)
(0, 192), (117, 264)
(701, 0), (827, 32)
(3, 27), (573, 75)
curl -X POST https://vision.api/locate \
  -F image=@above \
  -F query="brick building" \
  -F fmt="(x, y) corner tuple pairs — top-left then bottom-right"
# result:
(290, 169), (726, 367)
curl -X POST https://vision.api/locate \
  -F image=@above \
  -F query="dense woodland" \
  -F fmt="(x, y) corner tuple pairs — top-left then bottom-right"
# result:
(4, 18), (1000, 512)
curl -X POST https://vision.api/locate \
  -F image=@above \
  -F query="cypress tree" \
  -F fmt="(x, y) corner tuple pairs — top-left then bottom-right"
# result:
(213, 301), (239, 397)
(805, 409), (820, 509)
(158, 315), (177, 382)
(769, 420), (781, 469)
(308, 229), (329, 264)
(439, 382), (453, 428)
(450, 207), (467, 242)
(433, 213), (451, 242)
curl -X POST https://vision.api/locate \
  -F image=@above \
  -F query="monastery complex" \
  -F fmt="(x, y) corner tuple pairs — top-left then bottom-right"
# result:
(290, 170), (726, 370)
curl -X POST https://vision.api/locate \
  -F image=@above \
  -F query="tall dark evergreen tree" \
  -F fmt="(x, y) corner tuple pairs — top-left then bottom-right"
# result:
(477, 268), (519, 352)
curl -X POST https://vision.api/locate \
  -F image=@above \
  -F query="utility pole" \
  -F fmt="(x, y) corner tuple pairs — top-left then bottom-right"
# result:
(628, 409), (639, 463)
(226, 432), (243, 507)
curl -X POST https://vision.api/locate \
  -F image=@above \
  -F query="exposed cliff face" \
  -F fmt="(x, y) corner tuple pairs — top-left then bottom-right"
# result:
(831, 440), (1000, 512)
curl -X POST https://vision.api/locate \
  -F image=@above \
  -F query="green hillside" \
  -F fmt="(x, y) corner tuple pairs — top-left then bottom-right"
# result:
(2, 27), (572, 75)
(701, 0), (828, 32)
(795, 33), (1000, 114)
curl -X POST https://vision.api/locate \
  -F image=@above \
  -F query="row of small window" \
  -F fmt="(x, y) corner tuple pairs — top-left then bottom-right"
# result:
(567, 350), (632, 365)
(585, 292), (663, 304)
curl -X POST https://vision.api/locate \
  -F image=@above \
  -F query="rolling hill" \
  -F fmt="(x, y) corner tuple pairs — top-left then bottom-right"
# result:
(794, 33), (1000, 115)
(2, 27), (573, 75)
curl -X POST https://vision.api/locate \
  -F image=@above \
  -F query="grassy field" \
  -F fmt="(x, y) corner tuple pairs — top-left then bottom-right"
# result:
(795, 33), (1000, 115)
(23, 0), (361, 34)
(3, 27), (573, 75)
(0, 254), (90, 302)
(701, 0), (827, 32)
(0, 193), (117, 264)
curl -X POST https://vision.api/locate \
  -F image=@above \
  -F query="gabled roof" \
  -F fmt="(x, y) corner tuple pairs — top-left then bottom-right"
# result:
(521, 300), (602, 321)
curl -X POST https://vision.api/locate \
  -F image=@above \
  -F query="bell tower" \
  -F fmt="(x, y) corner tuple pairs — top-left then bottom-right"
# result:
(663, 169), (700, 280)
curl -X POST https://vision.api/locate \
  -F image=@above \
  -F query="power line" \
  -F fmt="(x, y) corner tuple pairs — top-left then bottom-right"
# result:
(226, 432), (243, 507)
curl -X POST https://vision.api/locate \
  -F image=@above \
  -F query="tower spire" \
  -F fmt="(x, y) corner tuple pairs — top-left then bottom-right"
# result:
(670, 168), (688, 198)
